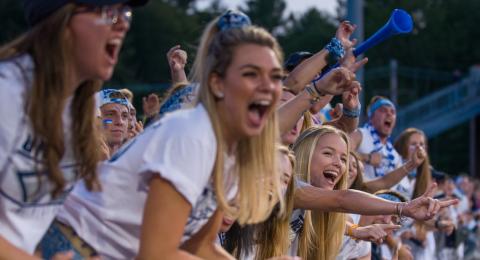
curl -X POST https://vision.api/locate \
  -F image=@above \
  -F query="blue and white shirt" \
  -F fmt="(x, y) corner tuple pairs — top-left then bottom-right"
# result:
(57, 104), (238, 259)
(0, 54), (78, 253)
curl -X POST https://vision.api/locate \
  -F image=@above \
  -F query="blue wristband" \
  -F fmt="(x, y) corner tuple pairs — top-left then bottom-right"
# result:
(343, 105), (361, 118)
(325, 37), (345, 62)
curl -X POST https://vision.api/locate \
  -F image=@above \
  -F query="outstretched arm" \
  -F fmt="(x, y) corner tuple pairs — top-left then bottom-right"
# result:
(294, 183), (458, 221)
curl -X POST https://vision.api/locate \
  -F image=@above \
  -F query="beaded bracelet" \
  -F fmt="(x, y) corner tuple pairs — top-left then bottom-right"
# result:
(325, 37), (345, 63)
(305, 84), (324, 104)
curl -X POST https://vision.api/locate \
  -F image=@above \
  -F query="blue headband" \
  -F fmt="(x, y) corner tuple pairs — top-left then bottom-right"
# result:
(216, 10), (251, 32)
(376, 193), (402, 203)
(368, 98), (395, 118)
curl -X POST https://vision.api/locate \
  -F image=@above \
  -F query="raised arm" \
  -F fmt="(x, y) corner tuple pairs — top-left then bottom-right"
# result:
(167, 45), (188, 85)
(284, 21), (358, 94)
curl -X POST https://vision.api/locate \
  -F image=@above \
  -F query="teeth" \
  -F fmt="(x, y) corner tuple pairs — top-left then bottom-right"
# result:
(253, 100), (271, 106)
(324, 170), (338, 178)
(107, 39), (121, 46)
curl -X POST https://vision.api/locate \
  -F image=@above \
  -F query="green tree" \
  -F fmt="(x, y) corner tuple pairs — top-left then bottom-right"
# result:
(0, 0), (27, 45)
(279, 8), (336, 57)
(241, 0), (287, 33)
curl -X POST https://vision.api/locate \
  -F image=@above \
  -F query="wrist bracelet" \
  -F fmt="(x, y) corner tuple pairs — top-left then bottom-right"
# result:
(305, 85), (322, 104)
(347, 223), (359, 237)
(396, 202), (407, 224)
(343, 106), (361, 118)
(325, 37), (345, 64)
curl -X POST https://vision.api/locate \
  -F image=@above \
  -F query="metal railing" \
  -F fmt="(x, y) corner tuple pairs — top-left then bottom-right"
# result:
(395, 72), (480, 138)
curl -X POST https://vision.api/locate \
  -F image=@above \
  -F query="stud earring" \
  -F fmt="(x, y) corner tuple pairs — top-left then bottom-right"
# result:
(214, 92), (224, 98)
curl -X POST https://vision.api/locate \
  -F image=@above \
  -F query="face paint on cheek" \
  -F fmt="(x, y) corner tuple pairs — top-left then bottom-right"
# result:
(103, 119), (113, 129)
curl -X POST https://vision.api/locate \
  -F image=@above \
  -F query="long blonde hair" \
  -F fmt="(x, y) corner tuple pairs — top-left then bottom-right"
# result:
(255, 145), (296, 259)
(293, 125), (349, 260)
(190, 16), (284, 224)
(0, 4), (102, 196)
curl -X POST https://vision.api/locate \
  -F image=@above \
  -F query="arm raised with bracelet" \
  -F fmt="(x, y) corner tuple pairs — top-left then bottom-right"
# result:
(294, 183), (458, 221)
(283, 21), (363, 94)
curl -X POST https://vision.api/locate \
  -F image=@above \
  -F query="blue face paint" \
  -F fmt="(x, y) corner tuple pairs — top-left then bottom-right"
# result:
(103, 119), (113, 128)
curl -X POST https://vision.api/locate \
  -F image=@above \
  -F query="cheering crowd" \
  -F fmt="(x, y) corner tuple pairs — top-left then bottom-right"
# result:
(0, 0), (478, 259)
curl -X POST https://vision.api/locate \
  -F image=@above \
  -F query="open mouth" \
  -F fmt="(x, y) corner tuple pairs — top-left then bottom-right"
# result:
(384, 119), (393, 128)
(323, 169), (338, 186)
(247, 100), (271, 127)
(105, 39), (121, 63)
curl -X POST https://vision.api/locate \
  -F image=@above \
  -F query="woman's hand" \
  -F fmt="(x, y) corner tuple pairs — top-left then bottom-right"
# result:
(404, 183), (458, 221)
(167, 45), (188, 72)
(342, 80), (361, 110)
(142, 93), (161, 118)
(335, 21), (356, 49)
(314, 67), (356, 95)
(352, 223), (401, 244)
(410, 145), (427, 168)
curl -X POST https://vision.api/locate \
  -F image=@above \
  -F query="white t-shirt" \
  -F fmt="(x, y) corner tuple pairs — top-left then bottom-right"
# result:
(288, 179), (309, 256)
(337, 214), (371, 260)
(58, 104), (237, 259)
(0, 54), (78, 253)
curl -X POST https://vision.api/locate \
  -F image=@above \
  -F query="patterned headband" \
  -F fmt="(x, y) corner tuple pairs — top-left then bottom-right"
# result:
(96, 89), (130, 109)
(216, 9), (252, 32)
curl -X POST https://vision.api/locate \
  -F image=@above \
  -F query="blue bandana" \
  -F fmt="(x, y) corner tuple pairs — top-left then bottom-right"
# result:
(97, 89), (130, 108)
(368, 98), (395, 118)
(216, 10), (251, 32)
(159, 84), (197, 116)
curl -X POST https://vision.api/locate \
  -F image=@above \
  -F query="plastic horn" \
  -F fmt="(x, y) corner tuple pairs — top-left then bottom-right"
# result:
(353, 9), (413, 57)
(313, 9), (413, 82)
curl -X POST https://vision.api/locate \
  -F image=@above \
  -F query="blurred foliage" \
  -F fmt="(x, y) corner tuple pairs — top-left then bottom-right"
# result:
(0, 0), (477, 174)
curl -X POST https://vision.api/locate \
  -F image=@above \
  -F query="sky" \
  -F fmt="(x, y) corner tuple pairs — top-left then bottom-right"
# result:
(196, 0), (339, 16)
